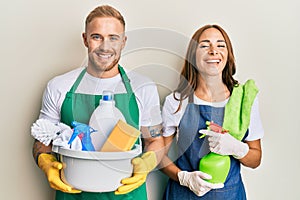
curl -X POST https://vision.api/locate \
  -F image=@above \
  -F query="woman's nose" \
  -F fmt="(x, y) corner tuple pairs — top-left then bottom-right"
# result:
(208, 48), (218, 55)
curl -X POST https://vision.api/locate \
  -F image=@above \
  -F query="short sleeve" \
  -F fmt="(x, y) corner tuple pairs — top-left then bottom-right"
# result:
(135, 83), (162, 127)
(162, 93), (188, 137)
(245, 96), (264, 141)
(39, 82), (62, 123)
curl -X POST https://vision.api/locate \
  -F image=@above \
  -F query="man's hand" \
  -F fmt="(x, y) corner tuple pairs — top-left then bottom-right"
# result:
(38, 153), (81, 193)
(115, 151), (157, 195)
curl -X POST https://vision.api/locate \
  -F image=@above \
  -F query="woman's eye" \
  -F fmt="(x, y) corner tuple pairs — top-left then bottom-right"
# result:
(200, 45), (209, 48)
(218, 45), (226, 48)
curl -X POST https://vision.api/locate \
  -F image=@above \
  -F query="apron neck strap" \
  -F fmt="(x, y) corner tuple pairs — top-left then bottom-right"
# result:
(69, 66), (134, 94)
(118, 65), (134, 94)
(69, 68), (87, 92)
(188, 92), (194, 103)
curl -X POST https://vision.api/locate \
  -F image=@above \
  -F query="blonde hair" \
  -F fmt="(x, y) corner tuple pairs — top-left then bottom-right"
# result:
(85, 5), (125, 31)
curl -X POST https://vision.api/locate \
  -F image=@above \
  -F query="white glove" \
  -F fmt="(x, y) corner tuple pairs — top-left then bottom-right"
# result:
(199, 130), (249, 159)
(177, 171), (224, 196)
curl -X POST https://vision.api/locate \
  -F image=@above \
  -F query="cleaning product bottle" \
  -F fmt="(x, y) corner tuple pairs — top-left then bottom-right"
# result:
(198, 121), (231, 183)
(68, 121), (97, 151)
(89, 90), (126, 151)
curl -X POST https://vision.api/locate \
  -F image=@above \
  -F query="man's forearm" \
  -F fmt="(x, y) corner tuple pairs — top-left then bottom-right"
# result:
(32, 139), (52, 164)
(141, 124), (165, 164)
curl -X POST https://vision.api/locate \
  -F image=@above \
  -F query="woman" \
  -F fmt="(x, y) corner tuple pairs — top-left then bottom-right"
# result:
(160, 24), (264, 199)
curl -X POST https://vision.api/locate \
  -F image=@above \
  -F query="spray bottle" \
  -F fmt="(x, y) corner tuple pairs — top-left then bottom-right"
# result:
(198, 121), (230, 183)
(68, 121), (97, 151)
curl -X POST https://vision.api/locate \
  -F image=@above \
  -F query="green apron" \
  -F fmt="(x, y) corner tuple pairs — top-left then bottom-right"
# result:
(57, 65), (147, 200)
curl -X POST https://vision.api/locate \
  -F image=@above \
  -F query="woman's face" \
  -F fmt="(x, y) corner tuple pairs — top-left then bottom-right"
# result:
(195, 28), (228, 77)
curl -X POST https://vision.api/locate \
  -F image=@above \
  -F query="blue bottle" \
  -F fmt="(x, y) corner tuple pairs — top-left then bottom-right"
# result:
(68, 121), (97, 151)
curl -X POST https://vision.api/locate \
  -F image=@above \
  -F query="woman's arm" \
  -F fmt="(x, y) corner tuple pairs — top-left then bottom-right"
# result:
(239, 139), (262, 168)
(159, 134), (181, 181)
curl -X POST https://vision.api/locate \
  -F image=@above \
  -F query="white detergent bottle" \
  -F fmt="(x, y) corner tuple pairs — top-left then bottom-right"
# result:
(89, 90), (126, 151)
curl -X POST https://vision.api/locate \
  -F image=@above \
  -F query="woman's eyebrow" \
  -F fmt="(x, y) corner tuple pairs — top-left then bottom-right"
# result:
(199, 39), (225, 43)
(199, 39), (210, 43)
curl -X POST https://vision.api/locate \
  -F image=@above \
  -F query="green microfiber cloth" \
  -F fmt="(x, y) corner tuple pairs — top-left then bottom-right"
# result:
(222, 79), (259, 141)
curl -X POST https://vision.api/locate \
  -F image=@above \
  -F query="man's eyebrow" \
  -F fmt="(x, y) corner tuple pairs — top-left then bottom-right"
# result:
(89, 33), (121, 37)
(90, 33), (101, 37)
(109, 34), (121, 37)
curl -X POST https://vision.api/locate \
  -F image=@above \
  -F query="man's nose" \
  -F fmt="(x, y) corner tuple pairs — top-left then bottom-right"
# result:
(99, 39), (111, 50)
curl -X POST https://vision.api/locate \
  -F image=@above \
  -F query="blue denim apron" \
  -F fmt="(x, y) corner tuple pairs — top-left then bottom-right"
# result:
(163, 97), (247, 200)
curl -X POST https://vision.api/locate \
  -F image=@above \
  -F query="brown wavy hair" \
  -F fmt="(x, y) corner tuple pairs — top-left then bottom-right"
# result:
(174, 24), (238, 111)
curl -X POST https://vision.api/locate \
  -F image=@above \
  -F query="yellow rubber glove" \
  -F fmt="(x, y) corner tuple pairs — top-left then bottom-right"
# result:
(38, 153), (81, 193)
(115, 151), (157, 195)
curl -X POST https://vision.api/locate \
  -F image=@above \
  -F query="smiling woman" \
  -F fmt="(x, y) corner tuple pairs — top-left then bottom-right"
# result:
(159, 24), (264, 200)
(196, 29), (228, 77)
(195, 28), (230, 102)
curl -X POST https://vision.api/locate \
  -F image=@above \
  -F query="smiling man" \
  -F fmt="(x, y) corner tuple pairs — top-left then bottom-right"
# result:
(83, 15), (126, 78)
(32, 5), (164, 200)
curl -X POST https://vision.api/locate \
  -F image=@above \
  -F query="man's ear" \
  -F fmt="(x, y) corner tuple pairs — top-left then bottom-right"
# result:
(82, 33), (88, 47)
(121, 35), (127, 50)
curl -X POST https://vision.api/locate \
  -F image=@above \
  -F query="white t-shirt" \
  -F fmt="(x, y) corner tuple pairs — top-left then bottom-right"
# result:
(162, 93), (264, 141)
(39, 67), (162, 127)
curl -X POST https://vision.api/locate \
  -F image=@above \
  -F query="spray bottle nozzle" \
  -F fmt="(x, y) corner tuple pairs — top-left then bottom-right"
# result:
(68, 121), (97, 151)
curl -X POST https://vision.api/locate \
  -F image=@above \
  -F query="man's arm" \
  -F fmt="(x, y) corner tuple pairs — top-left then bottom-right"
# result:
(32, 139), (52, 164)
(140, 124), (165, 164)
(114, 124), (165, 195)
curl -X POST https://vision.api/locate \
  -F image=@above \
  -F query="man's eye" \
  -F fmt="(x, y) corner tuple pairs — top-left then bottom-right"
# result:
(92, 35), (101, 40)
(110, 36), (119, 41)
(218, 45), (226, 48)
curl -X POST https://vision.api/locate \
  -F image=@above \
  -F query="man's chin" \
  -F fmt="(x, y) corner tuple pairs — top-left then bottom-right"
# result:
(89, 56), (120, 72)
(105, 58), (120, 71)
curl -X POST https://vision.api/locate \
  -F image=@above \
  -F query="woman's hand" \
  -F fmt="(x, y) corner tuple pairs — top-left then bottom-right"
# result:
(200, 130), (249, 159)
(177, 170), (224, 196)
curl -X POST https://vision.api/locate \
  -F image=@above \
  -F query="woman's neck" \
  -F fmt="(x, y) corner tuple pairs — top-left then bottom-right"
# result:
(195, 76), (230, 102)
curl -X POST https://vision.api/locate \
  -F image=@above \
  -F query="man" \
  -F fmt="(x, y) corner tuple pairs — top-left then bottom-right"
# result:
(32, 5), (164, 200)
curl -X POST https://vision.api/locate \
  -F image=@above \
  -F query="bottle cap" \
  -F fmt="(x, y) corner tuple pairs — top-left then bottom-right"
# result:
(102, 90), (114, 101)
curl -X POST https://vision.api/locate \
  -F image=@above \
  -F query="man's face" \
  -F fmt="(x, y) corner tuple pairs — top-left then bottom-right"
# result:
(83, 17), (126, 78)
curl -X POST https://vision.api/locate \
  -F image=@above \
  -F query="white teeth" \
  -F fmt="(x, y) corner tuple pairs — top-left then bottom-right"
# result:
(99, 54), (112, 58)
(207, 60), (220, 63)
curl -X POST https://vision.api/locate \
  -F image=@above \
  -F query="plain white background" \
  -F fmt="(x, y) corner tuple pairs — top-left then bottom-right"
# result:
(1, 0), (299, 199)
